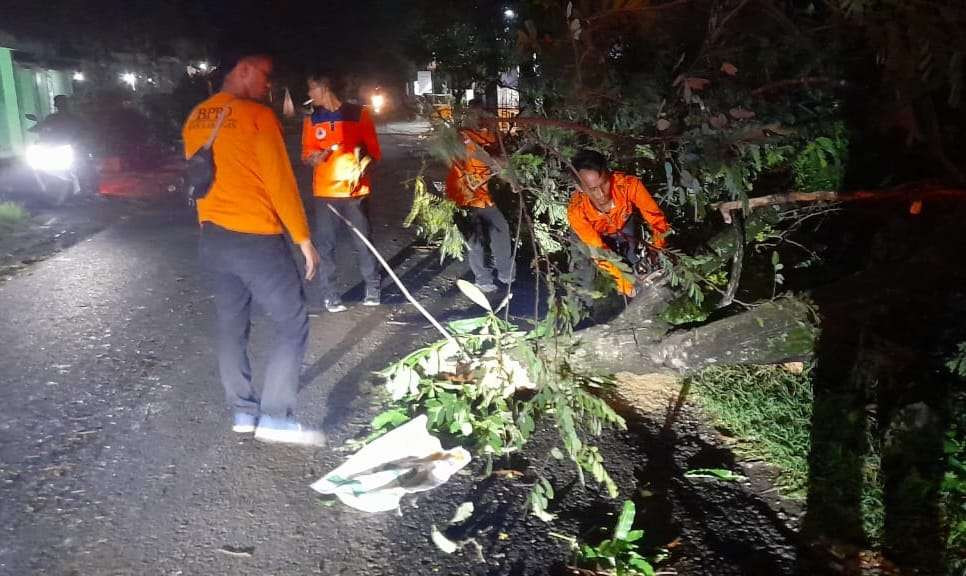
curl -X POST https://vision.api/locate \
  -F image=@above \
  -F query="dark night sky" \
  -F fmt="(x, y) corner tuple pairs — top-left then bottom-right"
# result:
(1, 0), (422, 80)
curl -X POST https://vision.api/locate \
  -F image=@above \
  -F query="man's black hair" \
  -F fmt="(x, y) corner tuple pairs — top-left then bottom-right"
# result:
(212, 46), (272, 85)
(307, 70), (347, 100)
(571, 149), (609, 174)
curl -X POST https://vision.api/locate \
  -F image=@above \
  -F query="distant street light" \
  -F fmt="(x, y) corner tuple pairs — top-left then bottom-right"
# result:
(72, 71), (85, 82)
(120, 72), (137, 90)
(504, 8), (516, 19)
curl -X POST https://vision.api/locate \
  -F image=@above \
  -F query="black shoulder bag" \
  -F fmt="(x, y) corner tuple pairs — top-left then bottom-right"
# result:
(185, 105), (231, 203)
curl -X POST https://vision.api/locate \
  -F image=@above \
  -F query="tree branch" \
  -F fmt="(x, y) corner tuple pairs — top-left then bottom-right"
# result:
(718, 213), (745, 309)
(482, 116), (673, 144)
(710, 183), (966, 223)
(585, 0), (698, 23)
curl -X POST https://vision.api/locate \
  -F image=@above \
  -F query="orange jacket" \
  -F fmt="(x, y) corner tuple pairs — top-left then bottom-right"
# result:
(446, 128), (497, 208)
(567, 172), (670, 295)
(301, 104), (381, 198)
(182, 92), (310, 244)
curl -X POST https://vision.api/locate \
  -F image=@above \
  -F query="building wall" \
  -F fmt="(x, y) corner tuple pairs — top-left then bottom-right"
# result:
(0, 47), (22, 157)
(0, 46), (74, 158)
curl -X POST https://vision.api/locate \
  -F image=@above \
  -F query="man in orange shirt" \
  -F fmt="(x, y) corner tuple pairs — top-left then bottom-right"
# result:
(301, 71), (382, 312)
(183, 52), (323, 446)
(567, 149), (670, 297)
(446, 101), (513, 293)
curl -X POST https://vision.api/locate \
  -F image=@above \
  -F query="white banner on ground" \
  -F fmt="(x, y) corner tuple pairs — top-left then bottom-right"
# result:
(310, 415), (471, 513)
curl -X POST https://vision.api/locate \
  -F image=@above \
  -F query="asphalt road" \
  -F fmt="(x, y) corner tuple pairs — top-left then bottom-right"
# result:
(0, 127), (490, 575)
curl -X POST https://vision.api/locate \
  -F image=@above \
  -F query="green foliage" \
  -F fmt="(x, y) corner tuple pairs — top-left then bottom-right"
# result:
(946, 342), (966, 379)
(861, 425), (885, 547)
(685, 365), (814, 498)
(661, 295), (712, 326)
(528, 476), (556, 522)
(0, 202), (28, 234)
(942, 388), (966, 574)
(576, 501), (656, 576)
(403, 176), (466, 262)
(374, 290), (626, 521)
(403, 3), (514, 92)
(792, 124), (849, 192)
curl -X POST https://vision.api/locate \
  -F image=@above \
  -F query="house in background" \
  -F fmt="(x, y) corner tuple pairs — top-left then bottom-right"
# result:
(408, 64), (519, 127)
(0, 32), (76, 159)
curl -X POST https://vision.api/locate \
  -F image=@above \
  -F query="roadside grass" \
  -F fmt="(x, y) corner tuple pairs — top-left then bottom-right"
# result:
(684, 364), (886, 543)
(0, 202), (29, 235)
(943, 390), (966, 576)
(684, 365), (814, 498)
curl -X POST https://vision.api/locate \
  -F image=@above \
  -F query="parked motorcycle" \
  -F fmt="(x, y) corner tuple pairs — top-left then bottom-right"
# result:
(24, 112), (99, 206)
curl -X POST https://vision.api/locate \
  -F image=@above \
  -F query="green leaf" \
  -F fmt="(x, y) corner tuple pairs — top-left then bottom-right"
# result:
(541, 477), (556, 500)
(634, 144), (657, 161)
(371, 408), (410, 430)
(628, 556), (655, 575)
(614, 500), (636, 540)
(448, 316), (490, 334)
(625, 529), (645, 543)
(518, 412), (535, 439)
(457, 279), (493, 311)
(684, 468), (745, 482)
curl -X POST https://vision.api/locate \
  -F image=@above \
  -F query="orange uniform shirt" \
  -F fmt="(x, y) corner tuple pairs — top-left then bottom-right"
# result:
(182, 92), (310, 244)
(301, 103), (381, 198)
(446, 128), (497, 208)
(567, 172), (670, 294)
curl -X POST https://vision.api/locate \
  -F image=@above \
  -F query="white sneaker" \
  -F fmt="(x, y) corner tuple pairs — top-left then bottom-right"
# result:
(254, 416), (326, 447)
(324, 298), (348, 313)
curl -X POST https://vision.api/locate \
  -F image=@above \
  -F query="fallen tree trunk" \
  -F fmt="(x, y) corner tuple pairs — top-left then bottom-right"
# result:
(567, 206), (816, 376)
(570, 294), (815, 374)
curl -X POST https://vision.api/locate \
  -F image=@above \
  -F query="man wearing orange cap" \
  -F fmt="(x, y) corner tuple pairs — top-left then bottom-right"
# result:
(567, 149), (670, 297)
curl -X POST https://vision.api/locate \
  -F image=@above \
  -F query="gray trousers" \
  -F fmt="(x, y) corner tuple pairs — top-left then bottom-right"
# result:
(200, 223), (308, 419)
(459, 205), (513, 283)
(314, 197), (380, 300)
